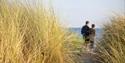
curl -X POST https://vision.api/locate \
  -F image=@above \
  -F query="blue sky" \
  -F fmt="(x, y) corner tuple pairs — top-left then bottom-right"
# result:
(51, 0), (125, 28)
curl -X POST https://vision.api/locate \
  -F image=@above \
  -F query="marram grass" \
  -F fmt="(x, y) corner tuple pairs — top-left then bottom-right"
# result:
(97, 16), (125, 63)
(0, 0), (77, 63)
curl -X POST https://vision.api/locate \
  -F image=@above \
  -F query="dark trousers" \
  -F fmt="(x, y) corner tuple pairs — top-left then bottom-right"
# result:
(83, 35), (90, 44)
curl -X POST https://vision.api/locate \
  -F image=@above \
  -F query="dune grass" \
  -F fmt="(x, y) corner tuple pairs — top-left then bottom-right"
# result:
(97, 15), (125, 63)
(0, 0), (79, 63)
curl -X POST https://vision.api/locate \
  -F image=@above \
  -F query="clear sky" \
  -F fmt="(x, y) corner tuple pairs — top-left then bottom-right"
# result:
(51, 0), (125, 28)
(17, 0), (125, 28)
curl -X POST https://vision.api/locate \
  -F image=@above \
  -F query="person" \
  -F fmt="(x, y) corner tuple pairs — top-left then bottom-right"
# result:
(81, 21), (90, 50)
(81, 21), (90, 41)
(89, 24), (96, 51)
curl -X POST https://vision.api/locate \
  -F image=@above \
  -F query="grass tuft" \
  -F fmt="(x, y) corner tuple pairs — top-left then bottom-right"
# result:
(0, 0), (78, 63)
(97, 15), (125, 63)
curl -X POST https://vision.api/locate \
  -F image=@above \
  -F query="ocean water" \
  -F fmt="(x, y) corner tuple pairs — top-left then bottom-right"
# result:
(69, 28), (103, 39)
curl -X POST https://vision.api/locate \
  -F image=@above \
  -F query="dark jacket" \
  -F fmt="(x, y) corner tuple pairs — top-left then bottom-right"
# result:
(81, 25), (90, 36)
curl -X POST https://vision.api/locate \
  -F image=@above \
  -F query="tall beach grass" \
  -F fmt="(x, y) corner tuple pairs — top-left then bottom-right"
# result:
(0, 0), (78, 63)
(97, 15), (125, 63)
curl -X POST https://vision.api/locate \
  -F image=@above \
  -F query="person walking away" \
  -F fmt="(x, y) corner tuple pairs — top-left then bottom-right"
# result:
(81, 21), (90, 51)
(89, 24), (95, 52)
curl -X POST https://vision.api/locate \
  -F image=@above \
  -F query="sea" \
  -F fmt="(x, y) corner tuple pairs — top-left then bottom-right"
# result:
(69, 28), (103, 39)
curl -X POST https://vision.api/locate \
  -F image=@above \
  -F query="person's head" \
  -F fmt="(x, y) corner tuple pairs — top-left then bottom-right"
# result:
(85, 21), (89, 25)
(91, 24), (95, 28)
